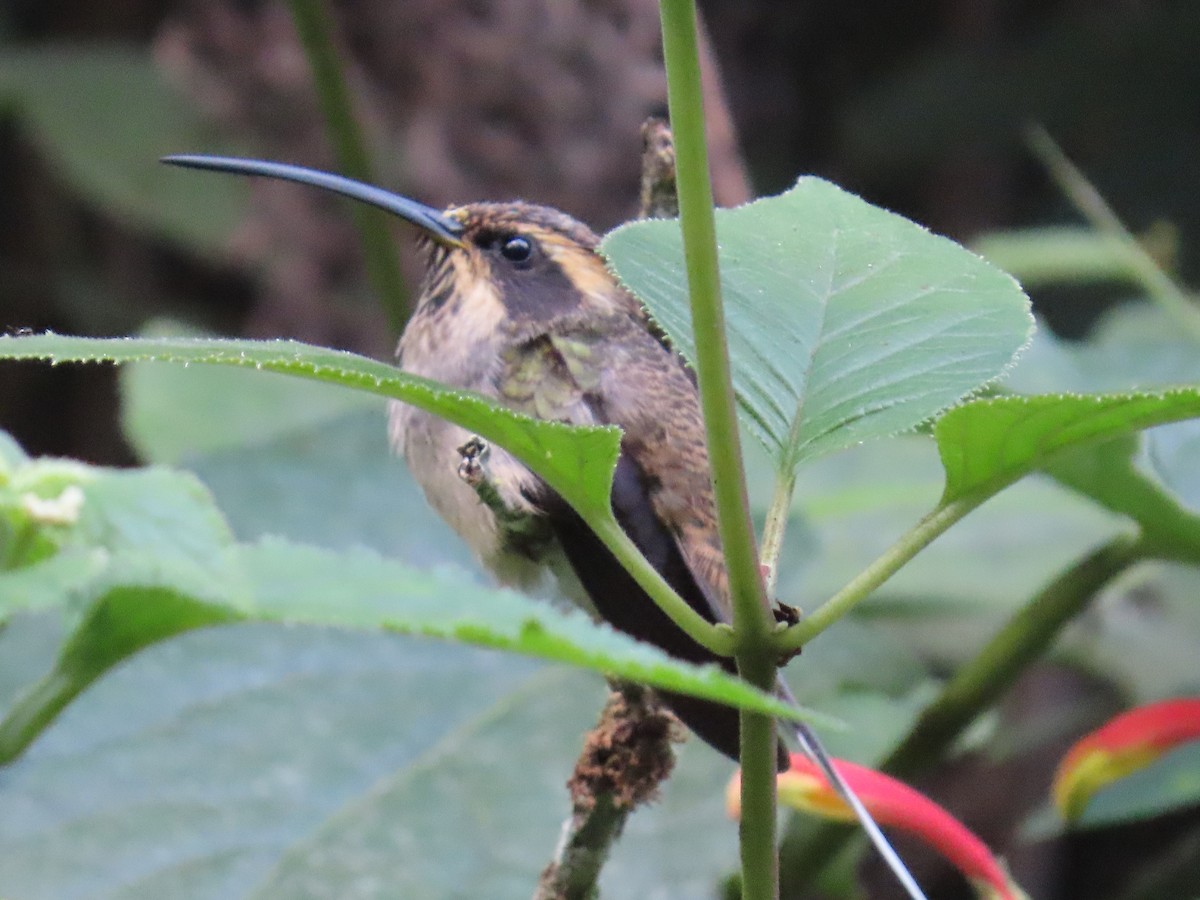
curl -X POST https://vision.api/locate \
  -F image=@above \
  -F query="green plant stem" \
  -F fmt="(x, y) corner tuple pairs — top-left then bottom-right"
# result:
(778, 531), (1148, 884)
(0, 670), (75, 764)
(759, 469), (796, 598)
(287, 0), (409, 333)
(659, 3), (777, 897)
(658, 0), (769, 646)
(1025, 125), (1200, 342)
(739, 653), (781, 900)
(776, 495), (981, 654)
(594, 519), (733, 656)
(883, 531), (1146, 778)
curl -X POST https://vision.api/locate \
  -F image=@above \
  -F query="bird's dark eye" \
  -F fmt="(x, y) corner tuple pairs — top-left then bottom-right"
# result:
(500, 235), (533, 263)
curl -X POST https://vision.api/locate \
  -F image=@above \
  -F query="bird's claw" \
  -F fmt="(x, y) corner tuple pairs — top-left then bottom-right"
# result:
(773, 602), (801, 628)
(773, 602), (803, 666)
(457, 435), (490, 487)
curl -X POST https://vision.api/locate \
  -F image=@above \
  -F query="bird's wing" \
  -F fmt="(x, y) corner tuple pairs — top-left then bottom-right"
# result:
(498, 315), (789, 767)
(498, 314), (732, 627)
(584, 316), (733, 625)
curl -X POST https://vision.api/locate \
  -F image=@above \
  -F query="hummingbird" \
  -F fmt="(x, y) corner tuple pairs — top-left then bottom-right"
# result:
(163, 155), (926, 899)
(163, 153), (784, 767)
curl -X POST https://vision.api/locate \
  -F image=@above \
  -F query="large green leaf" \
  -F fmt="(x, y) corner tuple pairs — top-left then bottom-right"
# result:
(0, 531), (816, 761)
(121, 342), (381, 466)
(0, 625), (751, 899)
(0, 44), (246, 252)
(0, 334), (718, 654)
(0, 626), (547, 899)
(238, 538), (815, 724)
(601, 177), (1032, 472)
(250, 667), (742, 900)
(0, 334), (622, 526)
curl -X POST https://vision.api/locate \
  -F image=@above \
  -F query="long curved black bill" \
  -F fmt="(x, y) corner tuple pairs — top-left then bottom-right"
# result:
(161, 154), (465, 247)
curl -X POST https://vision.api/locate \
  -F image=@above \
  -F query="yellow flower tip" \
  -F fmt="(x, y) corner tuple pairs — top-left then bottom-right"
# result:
(1053, 698), (1200, 821)
(724, 770), (740, 819)
(725, 764), (853, 822)
(1052, 746), (1156, 821)
(776, 769), (856, 821)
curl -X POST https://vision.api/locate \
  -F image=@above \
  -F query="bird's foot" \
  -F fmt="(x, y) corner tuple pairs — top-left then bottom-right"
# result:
(773, 602), (801, 628)
(457, 435), (508, 517)
(456, 435), (549, 555)
(457, 435), (490, 487)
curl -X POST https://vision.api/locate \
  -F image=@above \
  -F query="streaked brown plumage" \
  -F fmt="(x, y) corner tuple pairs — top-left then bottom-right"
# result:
(389, 199), (786, 766)
(160, 156), (779, 764)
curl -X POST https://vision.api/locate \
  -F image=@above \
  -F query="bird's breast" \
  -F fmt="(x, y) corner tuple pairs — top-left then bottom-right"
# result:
(388, 307), (552, 589)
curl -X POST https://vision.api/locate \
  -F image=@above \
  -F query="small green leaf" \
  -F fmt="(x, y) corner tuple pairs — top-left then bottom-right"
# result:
(999, 304), (1200, 534)
(937, 389), (1200, 505)
(778, 436), (1123, 658)
(0, 334), (623, 523)
(602, 177), (1032, 472)
(0, 44), (246, 252)
(0, 444), (249, 756)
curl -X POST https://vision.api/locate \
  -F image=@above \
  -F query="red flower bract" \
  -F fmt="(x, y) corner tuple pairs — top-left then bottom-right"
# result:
(728, 754), (1025, 900)
(1054, 697), (1200, 821)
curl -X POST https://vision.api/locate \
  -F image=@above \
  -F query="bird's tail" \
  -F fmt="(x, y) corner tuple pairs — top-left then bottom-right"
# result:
(776, 678), (929, 900)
